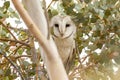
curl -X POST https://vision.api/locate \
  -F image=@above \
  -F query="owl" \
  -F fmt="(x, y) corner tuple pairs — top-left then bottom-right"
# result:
(50, 15), (76, 72)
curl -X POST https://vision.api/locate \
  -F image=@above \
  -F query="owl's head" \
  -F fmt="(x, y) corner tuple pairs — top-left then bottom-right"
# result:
(50, 15), (76, 39)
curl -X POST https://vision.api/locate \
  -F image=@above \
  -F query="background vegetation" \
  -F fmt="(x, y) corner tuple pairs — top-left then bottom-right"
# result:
(0, 0), (120, 80)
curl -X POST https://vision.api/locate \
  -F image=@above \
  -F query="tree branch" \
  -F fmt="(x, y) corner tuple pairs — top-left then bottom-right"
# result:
(0, 21), (17, 40)
(15, 55), (31, 59)
(43, 0), (50, 39)
(0, 38), (30, 47)
(47, 0), (54, 10)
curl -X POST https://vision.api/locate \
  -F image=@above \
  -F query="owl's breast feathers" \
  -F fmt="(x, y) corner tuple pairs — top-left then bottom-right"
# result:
(53, 34), (75, 64)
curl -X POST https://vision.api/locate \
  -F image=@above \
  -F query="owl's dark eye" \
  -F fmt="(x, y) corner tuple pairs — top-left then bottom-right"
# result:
(54, 24), (59, 28)
(66, 24), (70, 27)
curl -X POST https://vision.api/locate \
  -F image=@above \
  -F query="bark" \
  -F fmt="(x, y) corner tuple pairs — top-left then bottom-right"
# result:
(12, 0), (68, 80)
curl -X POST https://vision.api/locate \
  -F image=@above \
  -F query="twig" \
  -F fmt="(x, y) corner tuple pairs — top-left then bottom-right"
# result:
(69, 63), (96, 79)
(0, 55), (31, 65)
(8, 26), (28, 32)
(81, 53), (92, 63)
(47, 0), (54, 10)
(15, 55), (32, 59)
(13, 44), (24, 55)
(0, 52), (25, 80)
(75, 41), (83, 68)
(0, 38), (30, 47)
(0, 21), (17, 40)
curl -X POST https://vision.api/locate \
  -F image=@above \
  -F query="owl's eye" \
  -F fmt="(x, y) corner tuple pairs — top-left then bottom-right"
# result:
(66, 24), (70, 27)
(54, 24), (59, 28)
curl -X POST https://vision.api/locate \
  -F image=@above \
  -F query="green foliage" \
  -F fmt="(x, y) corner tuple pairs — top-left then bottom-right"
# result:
(0, 1), (19, 19)
(0, 1), (36, 80)
(48, 0), (120, 79)
(0, 0), (120, 80)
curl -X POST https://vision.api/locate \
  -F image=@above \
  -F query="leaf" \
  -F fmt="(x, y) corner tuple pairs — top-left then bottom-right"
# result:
(5, 69), (11, 76)
(15, 20), (22, 24)
(23, 61), (30, 67)
(104, 9), (111, 18)
(0, 69), (4, 75)
(116, 29), (120, 37)
(18, 48), (24, 55)
(4, 77), (10, 80)
(4, 1), (10, 9)
(10, 11), (20, 19)
(8, 7), (14, 12)
(0, 12), (4, 19)
(48, 9), (58, 18)
(98, 10), (104, 19)
(88, 44), (97, 51)
(84, 0), (92, 3)
(114, 56), (120, 64)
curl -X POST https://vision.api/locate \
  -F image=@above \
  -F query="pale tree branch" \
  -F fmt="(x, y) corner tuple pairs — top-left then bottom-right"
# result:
(43, 0), (51, 39)
(12, 0), (68, 80)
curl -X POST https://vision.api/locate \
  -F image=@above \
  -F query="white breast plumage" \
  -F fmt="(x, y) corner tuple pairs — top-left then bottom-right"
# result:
(53, 34), (75, 64)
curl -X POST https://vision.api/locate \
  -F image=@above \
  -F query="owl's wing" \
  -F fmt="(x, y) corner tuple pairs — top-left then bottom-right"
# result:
(65, 46), (76, 73)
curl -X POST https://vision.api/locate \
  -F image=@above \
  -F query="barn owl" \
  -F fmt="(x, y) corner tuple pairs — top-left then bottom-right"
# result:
(50, 15), (76, 72)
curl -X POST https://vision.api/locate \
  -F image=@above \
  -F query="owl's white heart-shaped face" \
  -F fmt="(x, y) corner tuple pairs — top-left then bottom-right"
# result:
(50, 15), (76, 39)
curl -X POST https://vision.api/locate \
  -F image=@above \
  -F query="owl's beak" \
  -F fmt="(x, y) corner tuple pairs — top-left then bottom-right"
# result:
(60, 33), (64, 37)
